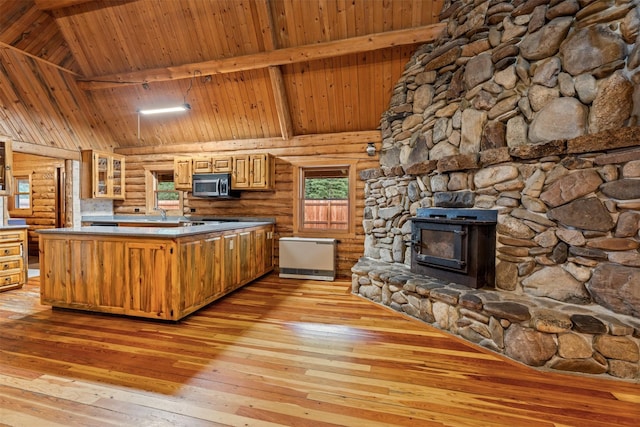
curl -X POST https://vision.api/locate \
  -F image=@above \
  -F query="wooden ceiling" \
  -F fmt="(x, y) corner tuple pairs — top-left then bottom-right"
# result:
(0, 0), (445, 152)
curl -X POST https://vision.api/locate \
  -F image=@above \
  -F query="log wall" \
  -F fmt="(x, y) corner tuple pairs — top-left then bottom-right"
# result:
(12, 153), (65, 254)
(115, 132), (379, 278)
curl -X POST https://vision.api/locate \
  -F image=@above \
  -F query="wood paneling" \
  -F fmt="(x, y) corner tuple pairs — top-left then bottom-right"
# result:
(0, 0), (445, 148)
(2, 276), (639, 426)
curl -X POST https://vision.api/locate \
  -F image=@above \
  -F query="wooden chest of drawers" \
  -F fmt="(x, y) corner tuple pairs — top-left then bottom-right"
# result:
(0, 227), (27, 292)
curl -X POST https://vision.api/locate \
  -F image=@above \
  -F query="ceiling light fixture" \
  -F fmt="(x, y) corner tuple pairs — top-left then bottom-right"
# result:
(138, 103), (191, 115)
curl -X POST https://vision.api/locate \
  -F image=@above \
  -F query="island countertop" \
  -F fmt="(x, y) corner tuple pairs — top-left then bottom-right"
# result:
(39, 216), (275, 238)
(38, 219), (275, 320)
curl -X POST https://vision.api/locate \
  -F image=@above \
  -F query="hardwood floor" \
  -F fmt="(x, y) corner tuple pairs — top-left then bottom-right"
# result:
(1, 275), (639, 426)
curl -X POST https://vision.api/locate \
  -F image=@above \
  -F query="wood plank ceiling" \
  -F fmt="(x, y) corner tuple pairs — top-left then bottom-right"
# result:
(0, 0), (445, 152)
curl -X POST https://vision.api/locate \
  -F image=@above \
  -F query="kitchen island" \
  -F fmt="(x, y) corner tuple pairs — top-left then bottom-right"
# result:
(38, 219), (274, 320)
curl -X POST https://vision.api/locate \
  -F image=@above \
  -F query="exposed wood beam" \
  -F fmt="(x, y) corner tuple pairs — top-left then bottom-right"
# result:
(11, 140), (81, 161)
(269, 66), (293, 140)
(33, 0), (93, 11)
(0, 42), (81, 77)
(77, 23), (447, 90)
(114, 130), (381, 155)
(254, 0), (293, 140)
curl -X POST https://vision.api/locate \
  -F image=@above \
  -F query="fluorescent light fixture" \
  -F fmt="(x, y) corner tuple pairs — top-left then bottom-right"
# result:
(138, 103), (191, 115)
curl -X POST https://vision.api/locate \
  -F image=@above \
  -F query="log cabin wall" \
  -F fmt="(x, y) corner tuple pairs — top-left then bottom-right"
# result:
(115, 132), (379, 278)
(12, 153), (65, 255)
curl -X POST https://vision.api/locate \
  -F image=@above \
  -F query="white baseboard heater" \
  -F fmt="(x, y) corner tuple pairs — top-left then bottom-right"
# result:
(279, 237), (337, 281)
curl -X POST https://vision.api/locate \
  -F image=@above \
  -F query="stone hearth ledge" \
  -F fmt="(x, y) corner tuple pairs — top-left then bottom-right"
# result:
(352, 257), (640, 381)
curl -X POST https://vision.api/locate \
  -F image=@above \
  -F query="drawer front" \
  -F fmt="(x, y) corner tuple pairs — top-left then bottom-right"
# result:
(0, 258), (22, 271)
(0, 232), (23, 243)
(0, 272), (22, 286)
(0, 243), (22, 257)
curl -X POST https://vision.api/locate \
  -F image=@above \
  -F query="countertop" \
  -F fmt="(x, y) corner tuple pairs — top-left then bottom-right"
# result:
(38, 216), (274, 238)
(0, 225), (29, 230)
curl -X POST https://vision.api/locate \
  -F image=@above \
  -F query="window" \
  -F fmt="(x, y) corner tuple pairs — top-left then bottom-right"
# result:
(293, 160), (357, 236)
(9, 173), (32, 216)
(144, 165), (183, 216)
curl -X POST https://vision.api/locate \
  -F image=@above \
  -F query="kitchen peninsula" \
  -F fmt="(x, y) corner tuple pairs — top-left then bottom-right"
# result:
(38, 218), (274, 321)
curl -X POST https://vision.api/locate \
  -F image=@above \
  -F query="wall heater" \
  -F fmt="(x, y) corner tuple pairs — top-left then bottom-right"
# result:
(279, 237), (336, 281)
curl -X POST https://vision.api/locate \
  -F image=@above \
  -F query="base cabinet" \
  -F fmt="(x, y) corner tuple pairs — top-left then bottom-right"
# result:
(0, 227), (28, 292)
(39, 224), (274, 320)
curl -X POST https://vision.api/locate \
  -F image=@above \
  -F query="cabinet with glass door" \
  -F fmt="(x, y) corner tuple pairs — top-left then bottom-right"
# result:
(81, 150), (125, 199)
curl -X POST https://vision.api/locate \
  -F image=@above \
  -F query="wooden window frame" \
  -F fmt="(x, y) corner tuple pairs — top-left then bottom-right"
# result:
(292, 158), (357, 238)
(144, 163), (183, 216)
(8, 171), (32, 217)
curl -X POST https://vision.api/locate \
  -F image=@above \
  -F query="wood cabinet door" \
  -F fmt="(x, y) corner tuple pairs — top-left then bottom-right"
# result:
(93, 151), (110, 197)
(125, 242), (173, 319)
(222, 234), (238, 291)
(211, 156), (233, 173)
(179, 236), (223, 311)
(193, 157), (212, 173)
(174, 157), (193, 190)
(238, 231), (254, 284)
(254, 226), (274, 276)
(232, 155), (250, 188)
(111, 154), (125, 199)
(249, 154), (267, 188)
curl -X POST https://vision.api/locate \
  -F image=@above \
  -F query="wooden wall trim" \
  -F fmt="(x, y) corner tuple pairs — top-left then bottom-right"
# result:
(12, 140), (81, 161)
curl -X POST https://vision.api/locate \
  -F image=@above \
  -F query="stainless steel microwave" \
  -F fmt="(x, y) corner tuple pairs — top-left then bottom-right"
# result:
(192, 173), (239, 198)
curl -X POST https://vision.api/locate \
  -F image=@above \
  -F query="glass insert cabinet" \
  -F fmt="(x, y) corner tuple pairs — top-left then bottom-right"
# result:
(81, 150), (126, 199)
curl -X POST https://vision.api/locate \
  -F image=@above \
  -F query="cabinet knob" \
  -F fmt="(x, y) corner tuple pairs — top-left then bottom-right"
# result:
(3, 249), (9, 255)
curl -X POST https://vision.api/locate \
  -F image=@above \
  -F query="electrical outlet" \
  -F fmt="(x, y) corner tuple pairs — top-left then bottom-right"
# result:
(190, 208), (196, 212)
(134, 208), (140, 213)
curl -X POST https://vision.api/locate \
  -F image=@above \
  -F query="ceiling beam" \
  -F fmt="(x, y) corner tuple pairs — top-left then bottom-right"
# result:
(114, 130), (381, 155)
(33, 0), (93, 11)
(254, 0), (293, 140)
(11, 139), (81, 161)
(269, 66), (293, 140)
(77, 23), (447, 91)
(0, 41), (81, 77)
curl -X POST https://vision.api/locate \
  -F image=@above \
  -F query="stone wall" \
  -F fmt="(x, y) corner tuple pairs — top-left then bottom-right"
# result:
(353, 0), (640, 380)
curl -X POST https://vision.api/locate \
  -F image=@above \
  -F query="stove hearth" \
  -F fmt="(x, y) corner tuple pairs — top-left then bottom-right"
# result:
(411, 208), (497, 289)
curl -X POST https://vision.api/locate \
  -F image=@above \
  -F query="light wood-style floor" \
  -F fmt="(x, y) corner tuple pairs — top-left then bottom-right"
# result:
(1, 275), (639, 426)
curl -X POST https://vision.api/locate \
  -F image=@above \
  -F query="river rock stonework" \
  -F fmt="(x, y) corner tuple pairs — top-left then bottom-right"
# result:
(353, 0), (640, 380)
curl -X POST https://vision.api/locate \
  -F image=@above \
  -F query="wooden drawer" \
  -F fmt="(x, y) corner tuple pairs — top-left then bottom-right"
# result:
(0, 272), (22, 286)
(0, 243), (22, 257)
(0, 258), (22, 271)
(0, 232), (23, 243)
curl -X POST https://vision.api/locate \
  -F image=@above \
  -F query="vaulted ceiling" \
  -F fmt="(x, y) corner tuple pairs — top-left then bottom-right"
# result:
(0, 0), (445, 152)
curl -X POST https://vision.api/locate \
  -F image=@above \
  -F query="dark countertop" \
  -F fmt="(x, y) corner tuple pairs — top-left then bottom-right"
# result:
(38, 216), (274, 238)
(0, 225), (29, 230)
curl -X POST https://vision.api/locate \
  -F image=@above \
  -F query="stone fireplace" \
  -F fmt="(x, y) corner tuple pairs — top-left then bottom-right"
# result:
(352, 0), (640, 380)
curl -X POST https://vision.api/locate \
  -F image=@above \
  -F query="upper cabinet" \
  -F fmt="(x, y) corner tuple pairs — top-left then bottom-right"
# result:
(232, 154), (275, 190)
(0, 139), (13, 196)
(192, 156), (233, 174)
(81, 150), (125, 199)
(176, 153), (275, 192)
(174, 157), (193, 191)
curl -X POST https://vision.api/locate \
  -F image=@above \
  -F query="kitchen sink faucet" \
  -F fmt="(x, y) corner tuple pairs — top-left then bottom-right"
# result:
(155, 207), (167, 220)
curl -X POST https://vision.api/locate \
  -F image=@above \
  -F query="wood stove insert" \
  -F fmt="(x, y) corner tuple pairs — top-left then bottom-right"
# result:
(411, 208), (497, 289)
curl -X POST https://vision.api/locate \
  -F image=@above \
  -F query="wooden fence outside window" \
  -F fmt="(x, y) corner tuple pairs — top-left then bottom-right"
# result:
(303, 199), (348, 230)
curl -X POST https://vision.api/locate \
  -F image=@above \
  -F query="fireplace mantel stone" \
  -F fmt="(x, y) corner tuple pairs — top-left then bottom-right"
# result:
(352, 257), (640, 380)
